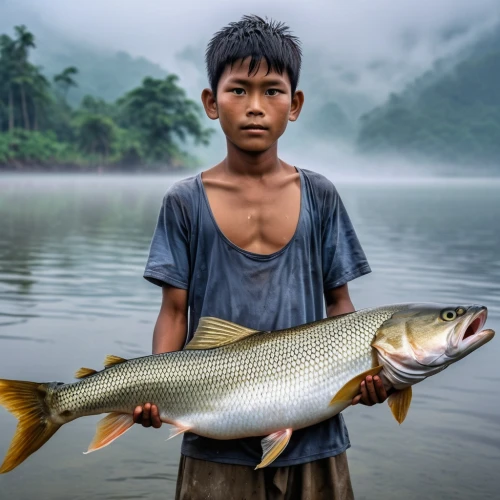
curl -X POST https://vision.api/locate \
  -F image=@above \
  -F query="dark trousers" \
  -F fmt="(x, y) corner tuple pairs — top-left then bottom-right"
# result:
(175, 452), (354, 500)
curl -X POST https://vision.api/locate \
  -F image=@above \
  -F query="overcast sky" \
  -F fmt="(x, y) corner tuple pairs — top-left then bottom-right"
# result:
(3, 0), (500, 101)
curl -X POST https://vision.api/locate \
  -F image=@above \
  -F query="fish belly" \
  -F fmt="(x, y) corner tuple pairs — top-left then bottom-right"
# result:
(159, 347), (375, 439)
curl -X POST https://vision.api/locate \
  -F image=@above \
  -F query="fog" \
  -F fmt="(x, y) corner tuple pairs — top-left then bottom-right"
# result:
(1, 0), (500, 170)
(2, 0), (498, 98)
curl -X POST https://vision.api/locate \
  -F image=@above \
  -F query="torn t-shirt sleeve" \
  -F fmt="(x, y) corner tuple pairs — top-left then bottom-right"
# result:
(321, 183), (371, 291)
(143, 190), (190, 290)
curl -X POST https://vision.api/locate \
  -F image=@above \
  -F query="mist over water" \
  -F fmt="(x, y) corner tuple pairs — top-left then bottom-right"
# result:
(0, 173), (498, 499)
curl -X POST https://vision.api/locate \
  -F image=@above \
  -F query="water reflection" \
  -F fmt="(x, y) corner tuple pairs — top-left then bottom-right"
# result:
(0, 174), (498, 499)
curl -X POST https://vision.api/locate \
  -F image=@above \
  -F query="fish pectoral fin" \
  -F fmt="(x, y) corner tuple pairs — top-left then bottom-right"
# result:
(103, 355), (128, 368)
(255, 428), (292, 469)
(185, 317), (261, 350)
(166, 423), (192, 441)
(84, 412), (134, 454)
(388, 386), (412, 424)
(329, 366), (383, 406)
(75, 367), (98, 379)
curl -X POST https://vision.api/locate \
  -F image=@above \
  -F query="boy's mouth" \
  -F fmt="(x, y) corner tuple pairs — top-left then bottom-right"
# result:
(242, 124), (268, 130)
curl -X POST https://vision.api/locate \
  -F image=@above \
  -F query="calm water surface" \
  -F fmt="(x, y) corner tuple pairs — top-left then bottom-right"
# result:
(0, 174), (499, 500)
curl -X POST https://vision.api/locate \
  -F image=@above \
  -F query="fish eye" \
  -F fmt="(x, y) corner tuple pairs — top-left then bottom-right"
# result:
(456, 307), (466, 316)
(441, 309), (457, 321)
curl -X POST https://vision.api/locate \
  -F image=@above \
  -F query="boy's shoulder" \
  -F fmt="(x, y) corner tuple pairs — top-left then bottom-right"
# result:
(164, 174), (199, 196)
(299, 167), (340, 200)
(158, 175), (203, 224)
(162, 174), (200, 205)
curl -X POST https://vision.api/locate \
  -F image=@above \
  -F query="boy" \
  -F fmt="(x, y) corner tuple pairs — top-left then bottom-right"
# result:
(136, 15), (388, 499)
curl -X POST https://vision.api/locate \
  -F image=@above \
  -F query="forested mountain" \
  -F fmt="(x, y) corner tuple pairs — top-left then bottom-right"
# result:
(357, 26), (500, 166)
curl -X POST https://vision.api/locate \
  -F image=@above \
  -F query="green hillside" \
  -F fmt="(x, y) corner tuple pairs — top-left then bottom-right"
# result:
(357, 27), (500, 166)
(0, 25), (213, 170)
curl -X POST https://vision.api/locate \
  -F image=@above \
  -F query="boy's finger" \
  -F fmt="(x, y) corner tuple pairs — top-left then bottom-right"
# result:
(151, 405), (162, 428)
(360, 380), (372, 406)
(352, 394), (362, 406)
(142, 403), (151, 427)
(365, 376), (379, 404)
(133, 406), (143, 424)
(373, 376), (387, 401)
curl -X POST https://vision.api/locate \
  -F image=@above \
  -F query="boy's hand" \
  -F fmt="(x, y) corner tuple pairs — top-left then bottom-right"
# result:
(133, 403), (162, 428)
(351, 375), (388, 406)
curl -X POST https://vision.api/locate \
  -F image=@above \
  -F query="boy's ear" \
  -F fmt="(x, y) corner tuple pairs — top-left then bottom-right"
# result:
(289, 90), (304, 122)
(201, 88), (219, 120)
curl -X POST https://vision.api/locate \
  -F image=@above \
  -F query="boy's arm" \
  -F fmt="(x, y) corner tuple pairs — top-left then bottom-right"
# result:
(324, 284), (389, 407)
(152, 285), (188, 354)
(324, 282), (356, 317)
(133, 285), (188, 428)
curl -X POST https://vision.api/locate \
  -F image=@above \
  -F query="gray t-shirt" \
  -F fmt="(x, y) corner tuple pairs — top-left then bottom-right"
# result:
(144, 167), (371, 467)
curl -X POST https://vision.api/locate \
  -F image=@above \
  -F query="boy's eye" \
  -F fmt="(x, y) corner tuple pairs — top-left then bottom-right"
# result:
(232, 88), (245, 95)
(266, 89), (281, 96)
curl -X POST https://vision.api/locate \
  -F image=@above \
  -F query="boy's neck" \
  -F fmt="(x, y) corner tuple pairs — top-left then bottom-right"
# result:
(223, 140), (286, 178)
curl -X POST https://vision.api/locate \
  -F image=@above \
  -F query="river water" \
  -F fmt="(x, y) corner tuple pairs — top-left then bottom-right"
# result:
(0, 173), (499, 499)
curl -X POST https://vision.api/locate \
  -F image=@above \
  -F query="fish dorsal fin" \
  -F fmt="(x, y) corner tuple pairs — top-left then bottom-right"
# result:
(388, 386), (412, 424)
(329, 366), (383, 406)
(75, 367), (98, 379)
(185, 317), (260, 350)
(103, 355), (128, 368)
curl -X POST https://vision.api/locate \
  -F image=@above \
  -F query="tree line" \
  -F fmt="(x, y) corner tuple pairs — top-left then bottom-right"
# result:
(0, 26), (213, 170)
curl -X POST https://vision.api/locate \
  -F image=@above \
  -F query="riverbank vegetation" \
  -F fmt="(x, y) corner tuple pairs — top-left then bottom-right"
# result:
(0, 26), (213, 171)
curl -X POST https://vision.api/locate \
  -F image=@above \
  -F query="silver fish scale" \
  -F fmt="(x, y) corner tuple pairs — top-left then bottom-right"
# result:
(51, 306), (398, 438)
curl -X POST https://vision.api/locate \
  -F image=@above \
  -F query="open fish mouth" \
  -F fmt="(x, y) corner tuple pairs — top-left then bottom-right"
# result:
(457, 307), (494, 354)
(462, 308), (487, 340)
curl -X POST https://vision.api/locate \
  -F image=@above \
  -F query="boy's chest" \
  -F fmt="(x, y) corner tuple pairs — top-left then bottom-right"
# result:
(203, 177), (301, 255)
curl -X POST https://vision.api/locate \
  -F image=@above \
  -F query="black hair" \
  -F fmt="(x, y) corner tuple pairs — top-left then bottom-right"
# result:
(205, 14), (302, 98)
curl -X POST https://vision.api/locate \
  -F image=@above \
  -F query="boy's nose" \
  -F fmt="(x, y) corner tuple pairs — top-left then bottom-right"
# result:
(246, 96), (265, 116)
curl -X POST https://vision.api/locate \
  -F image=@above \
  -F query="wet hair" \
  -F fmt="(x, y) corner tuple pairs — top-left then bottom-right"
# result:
(205, 14), (302, 98)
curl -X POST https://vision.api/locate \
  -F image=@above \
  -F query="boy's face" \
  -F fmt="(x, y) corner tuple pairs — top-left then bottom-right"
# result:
(202, 57), (304, 154)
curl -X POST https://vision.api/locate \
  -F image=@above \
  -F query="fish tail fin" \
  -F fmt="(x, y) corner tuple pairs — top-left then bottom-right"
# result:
(0, 379), (61, 474)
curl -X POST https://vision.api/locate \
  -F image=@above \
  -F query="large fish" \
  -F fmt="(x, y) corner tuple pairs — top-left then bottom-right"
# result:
(0, 303), (494, 473)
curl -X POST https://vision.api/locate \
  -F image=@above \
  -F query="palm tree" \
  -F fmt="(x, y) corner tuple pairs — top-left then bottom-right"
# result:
(29, 68), (51, 131)
(13, 25), (36, 130)
(0, 34), (16, 131)
(53, 66), (79, 100)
